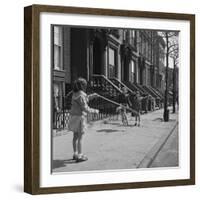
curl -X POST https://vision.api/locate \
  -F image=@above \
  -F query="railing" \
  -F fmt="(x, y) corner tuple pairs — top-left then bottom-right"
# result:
(88, 95), (119, 121)
(123, 81), (146, 95)
(135, 83), (148, 95)
(53, 75), (124, 131)
(53, 109), (70, 130)
(142, 85), (161, 108)
(109, 78), (134, 94)
(149, 86), (164, 108)
(151, 86), (164, 99)
(53, 95), (120, 131)
(142, 85), (160, 99)
(53, 75), (163, 131)
(90, 74), (123, 102)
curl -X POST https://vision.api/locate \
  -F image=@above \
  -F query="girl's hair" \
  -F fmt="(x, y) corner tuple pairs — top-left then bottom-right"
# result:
(72, 77), (87, 92)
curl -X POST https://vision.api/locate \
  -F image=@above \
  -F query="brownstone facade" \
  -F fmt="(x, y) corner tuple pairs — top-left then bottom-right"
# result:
(52, 26), (167, 112)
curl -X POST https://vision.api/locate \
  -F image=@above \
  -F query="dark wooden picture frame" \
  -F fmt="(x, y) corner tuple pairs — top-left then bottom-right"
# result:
(24, 4), (195, 195)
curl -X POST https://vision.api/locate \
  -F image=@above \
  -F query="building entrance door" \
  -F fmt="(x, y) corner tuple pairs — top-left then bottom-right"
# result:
(93, 38), (102, 75)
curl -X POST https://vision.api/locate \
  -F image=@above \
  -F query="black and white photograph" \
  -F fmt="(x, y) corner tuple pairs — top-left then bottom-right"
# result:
(51, 25), (179, 173)
(23, 4), (195, 194)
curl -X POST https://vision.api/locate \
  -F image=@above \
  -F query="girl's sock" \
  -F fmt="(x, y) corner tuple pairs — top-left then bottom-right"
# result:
(78, 153), (84, 158)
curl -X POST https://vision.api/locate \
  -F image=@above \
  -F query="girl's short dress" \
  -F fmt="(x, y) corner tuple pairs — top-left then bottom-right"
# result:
(68, 91), (97, 134)
(68, 115), (87, 134)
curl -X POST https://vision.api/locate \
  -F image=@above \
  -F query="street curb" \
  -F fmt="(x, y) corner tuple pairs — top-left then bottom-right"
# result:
(136, 122), (178, 168)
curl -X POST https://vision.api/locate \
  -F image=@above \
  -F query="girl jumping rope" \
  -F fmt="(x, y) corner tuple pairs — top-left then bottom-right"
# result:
(68, 78), (99, 162)
(129, 91), (148, 126)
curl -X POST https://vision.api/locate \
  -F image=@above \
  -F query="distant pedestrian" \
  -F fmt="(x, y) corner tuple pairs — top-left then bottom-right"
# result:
(68, 78), (99, 162)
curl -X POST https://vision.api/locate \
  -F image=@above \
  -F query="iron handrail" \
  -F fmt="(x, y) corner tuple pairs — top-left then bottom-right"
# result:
(92, 74), (123, 93)
(109, 77), (134, 94)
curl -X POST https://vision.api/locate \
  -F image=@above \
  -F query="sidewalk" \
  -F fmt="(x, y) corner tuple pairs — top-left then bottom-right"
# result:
(52, 108), (178, 173)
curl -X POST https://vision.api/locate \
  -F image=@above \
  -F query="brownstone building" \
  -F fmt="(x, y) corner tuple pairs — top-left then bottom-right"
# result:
(52, 26), (169, 129)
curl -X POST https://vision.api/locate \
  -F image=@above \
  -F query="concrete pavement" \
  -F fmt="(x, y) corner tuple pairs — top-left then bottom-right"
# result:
(149, 125), (178, 168)
(52, 108), (178, 173)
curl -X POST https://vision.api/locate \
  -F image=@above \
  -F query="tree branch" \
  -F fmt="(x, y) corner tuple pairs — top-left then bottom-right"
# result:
(169, 48), (179, 55)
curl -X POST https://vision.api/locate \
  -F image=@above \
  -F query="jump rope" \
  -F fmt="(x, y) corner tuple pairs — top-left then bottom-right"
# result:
(66, 91), (139, 115)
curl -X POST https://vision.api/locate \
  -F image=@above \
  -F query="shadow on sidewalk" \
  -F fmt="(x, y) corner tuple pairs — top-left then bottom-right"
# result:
(106, 122), (140, 128)
(153, 118), (176, 122)
(52, 159), (77, 169)
(96, 129), (122, 133)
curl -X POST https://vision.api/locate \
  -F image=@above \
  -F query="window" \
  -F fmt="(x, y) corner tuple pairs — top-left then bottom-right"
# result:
(108, 48), (116, 78)
(130, 60), (135, 83)
(54, 26), (63, 70)
(145, 39), (148, 59)
(109, 48), (115, 66)
(148, 42), (150, 61)
(131, 30), (137, 49)
(123, 30), (127, 41)
(142, 37), (146, 56)
(139, 33), (142, 54)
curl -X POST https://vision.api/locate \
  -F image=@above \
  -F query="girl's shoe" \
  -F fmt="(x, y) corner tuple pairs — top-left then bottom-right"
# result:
(76, 155), (88, 162)
(73, 154), (78, 160)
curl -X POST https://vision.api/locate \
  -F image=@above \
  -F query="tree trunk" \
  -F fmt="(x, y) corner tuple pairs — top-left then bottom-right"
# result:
(164, 32), (169, 122)
(173, 58), (176, 113)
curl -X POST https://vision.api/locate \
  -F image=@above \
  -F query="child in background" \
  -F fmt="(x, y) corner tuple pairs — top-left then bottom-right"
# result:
(118, 87), (130, 125)
(129, 91), (143, 126)
(68, 78), (99, 162)
(134, 91), (142, 126)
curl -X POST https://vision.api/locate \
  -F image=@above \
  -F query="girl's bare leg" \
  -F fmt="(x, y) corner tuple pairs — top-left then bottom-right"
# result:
(135, 116), (137, 125)
(77, 132), (83, 156)
(138, 113), (141, 126)
(73, 132), (78, 155)
(75, 132), (88, 162)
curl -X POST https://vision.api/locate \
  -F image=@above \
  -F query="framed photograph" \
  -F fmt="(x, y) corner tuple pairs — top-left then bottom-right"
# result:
(24, 4), (195, 194)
